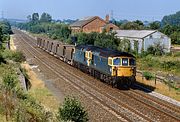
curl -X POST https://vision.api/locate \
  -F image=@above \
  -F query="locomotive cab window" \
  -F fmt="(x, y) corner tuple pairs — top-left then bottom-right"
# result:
(113, 58), (121, 65)
(129, 58), (136, 66)
(122, 58), (128, 66)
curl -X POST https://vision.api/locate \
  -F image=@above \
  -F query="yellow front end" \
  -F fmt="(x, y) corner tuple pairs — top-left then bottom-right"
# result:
(111, 66), (135, 77)
(109, 57), (136, 77)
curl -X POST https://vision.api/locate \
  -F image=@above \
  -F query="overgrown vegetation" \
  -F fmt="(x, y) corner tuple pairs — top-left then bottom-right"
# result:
(1, 20), (89, 121)
(143, 71), (154, 80)
(0, 20), (52, 121)
(137, 52), (180, 77)
(1, 49), (26, 62)
(146, 42), (165, 56)
(0, 66), (53, 121)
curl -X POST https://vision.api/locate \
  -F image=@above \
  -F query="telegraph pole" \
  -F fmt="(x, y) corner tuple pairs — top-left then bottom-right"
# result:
(110, 10), (114, 22)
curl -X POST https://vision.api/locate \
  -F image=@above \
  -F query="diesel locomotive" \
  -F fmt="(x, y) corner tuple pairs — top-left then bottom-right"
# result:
(37, 37), (136, 87)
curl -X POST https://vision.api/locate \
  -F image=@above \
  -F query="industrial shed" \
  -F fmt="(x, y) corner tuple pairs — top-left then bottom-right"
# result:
(115, 30), (171, 53)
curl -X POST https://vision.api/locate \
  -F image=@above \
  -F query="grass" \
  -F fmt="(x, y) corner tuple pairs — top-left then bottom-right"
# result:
(137, 52), (180, 77)
(29, 88), (60, 113)
(21, 63), (60, 113)
(0, 114), (13, 122)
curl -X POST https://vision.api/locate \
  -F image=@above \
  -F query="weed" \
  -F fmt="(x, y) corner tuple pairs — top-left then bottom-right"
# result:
(143, 71), (154, 80)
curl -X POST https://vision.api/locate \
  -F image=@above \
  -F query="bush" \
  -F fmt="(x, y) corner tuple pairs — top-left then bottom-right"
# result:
(147, 43), (165, 56)
(57, 97), (88, 122)
(2, 50), (25, 63)
(2, 71), (18, 90)
(143, 71), (154, 80)
(12, 51), (26, 62)
(0, 52), (6, 64)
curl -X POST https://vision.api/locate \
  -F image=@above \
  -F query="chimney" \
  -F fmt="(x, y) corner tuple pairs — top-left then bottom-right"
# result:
(105, 14), (109, 23)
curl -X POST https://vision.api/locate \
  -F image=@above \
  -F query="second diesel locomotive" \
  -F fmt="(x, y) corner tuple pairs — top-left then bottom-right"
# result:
(37, 37), (136, 86)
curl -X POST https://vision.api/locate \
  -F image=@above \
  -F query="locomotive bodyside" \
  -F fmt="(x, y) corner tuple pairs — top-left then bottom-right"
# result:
(73, 45), (136, 86)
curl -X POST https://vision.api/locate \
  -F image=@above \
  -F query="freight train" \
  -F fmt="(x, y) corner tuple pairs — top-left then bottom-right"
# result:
(37, 38), (136, 87)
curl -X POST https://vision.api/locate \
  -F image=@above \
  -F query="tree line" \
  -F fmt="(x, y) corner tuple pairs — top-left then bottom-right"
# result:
(13, 11), (180, 52)
(15, 13), (71, 44)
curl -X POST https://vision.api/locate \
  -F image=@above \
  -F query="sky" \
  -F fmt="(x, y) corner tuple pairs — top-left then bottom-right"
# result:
(0, 0), (180, 21)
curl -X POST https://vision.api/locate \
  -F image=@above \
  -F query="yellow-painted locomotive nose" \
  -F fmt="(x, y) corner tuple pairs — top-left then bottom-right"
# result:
(112, 66), (135, 77)
(118, 67), (134, 77)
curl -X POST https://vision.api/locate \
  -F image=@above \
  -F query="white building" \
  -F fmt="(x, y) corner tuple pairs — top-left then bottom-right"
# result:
(115, 30), (171, 53)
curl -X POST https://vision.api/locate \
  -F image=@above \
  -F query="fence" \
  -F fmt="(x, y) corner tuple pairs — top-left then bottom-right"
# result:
(136, 70), (180, 90)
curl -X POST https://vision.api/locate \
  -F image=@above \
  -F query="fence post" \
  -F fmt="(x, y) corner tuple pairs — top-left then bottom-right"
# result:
(154, 74), (156, 85)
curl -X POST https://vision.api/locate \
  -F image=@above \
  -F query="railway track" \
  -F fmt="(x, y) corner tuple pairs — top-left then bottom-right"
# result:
(130, 85), (180, 113)
(14, 29), (180, 122)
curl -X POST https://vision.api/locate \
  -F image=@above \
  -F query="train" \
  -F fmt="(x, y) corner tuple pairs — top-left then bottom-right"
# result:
(36, 37), (136, 87)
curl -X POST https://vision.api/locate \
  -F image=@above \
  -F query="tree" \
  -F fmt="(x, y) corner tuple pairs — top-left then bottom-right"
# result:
(134, 20), (144, 26)
(40, 12), (52, 22)
(162, 11), (180, 26)
(27, 15), (31, 21)
(76, 32), (97, 45)
(57, 97), (88, 122)
(160, 24), (173, 36)
(32, 13), (39, 22)
(117, 39), (131, 52)
(149, 21), (161, 30)
(0, 21), (13, 34)
(0, 27), (2, 42)
(170, 31), (180, 44)
(121, 21), (143, 30)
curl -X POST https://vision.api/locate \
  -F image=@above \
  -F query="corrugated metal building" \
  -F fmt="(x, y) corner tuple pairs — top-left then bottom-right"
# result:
(115, 30), (171, 53)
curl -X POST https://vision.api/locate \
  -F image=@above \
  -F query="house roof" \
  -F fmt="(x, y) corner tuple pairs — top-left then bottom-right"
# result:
(76, 45), (135, 58)
(70, 16), (106, 27)
(115, 30), (157, 39)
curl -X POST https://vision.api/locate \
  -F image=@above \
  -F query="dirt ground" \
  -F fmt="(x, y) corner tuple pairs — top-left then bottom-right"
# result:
(136, 74), (180, 101)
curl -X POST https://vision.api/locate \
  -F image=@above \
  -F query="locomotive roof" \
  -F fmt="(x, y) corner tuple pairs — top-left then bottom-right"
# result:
(76, 45), (135, 58)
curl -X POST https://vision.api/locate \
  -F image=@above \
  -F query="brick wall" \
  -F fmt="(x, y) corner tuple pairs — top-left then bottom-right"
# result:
(105, 23), (119, 32)
(82, 18), (106, 33)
